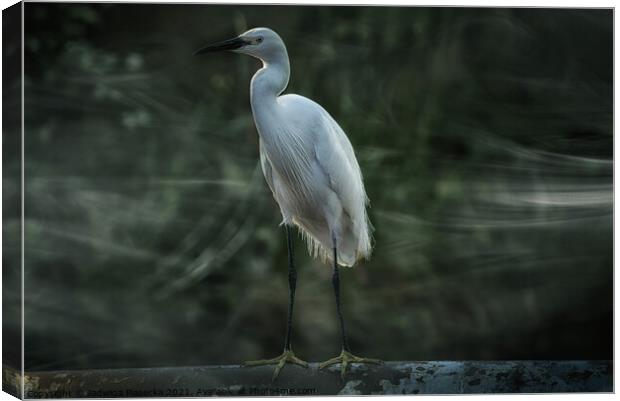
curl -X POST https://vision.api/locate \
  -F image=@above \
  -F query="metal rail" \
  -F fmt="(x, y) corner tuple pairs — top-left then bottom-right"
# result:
(3, 360), (613, 398)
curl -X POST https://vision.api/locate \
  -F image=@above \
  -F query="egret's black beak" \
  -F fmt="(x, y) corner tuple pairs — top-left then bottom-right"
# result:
(193, 36), (247, 55)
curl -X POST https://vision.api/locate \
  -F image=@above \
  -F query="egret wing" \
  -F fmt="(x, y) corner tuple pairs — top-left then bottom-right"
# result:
(313, 110), (372, 262)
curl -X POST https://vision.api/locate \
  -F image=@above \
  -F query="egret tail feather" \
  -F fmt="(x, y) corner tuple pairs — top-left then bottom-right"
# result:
(293, 217), (371, 267)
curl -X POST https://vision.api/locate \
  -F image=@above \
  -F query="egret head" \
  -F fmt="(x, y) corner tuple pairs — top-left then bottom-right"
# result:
(194, 27), (287, 63)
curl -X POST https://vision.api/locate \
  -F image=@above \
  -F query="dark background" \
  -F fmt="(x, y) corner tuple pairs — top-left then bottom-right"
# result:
(6, 4), (613, 371)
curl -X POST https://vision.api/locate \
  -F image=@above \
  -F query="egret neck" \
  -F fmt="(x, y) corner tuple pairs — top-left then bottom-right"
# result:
(250, 53), (290, 117)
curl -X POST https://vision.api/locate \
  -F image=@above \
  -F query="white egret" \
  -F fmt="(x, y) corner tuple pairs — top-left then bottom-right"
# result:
(194, 27), (379, 380)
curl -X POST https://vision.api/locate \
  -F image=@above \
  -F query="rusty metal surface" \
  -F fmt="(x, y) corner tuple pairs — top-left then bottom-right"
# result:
(12, 360), (613, 398)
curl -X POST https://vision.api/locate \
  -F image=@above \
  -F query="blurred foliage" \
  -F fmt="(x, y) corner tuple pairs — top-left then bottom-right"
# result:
(6, 4), (612, 371)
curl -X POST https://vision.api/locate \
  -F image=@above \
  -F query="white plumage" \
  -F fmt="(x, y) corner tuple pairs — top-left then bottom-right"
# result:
(204, 27), (372, 267)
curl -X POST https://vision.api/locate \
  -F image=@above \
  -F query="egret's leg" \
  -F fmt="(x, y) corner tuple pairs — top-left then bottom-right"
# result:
(283, 224), (296, 351)
(319, 234), (381, 379)
(243, 225), (308, 382)
(332, 242), (350, 352)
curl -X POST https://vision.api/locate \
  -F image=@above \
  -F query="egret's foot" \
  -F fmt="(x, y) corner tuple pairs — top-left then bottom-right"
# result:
(319, 349), (382, 379)
(243, 349), (308, 382)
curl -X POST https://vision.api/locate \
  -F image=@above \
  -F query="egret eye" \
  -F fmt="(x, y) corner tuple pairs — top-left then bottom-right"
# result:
(256, 37), (263, 44)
